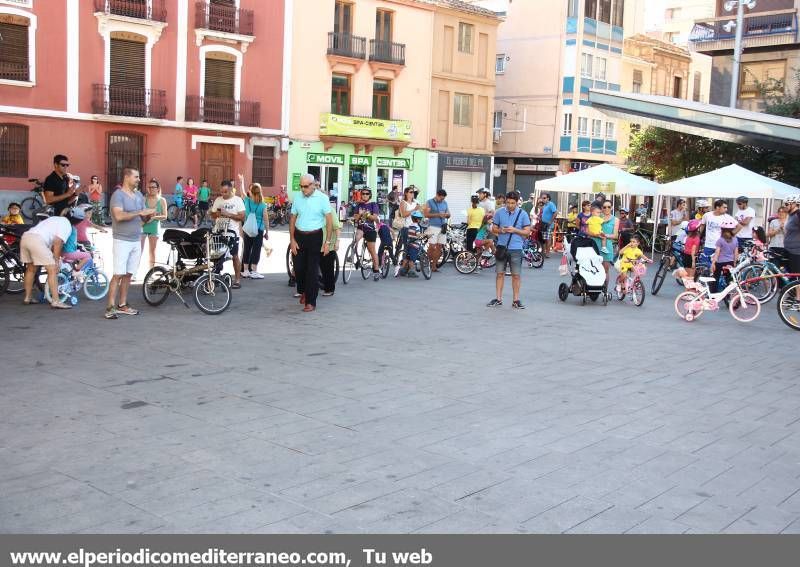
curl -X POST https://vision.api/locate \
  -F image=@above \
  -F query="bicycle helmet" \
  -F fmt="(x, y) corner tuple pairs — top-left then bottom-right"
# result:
(736, 196), (749, 204)
(411, 211), (424, 219)
(687, 219), (701, 232)
(785, 194), (800, 205)
(720, 219), (737, 229)
(696, 199), (710, 208)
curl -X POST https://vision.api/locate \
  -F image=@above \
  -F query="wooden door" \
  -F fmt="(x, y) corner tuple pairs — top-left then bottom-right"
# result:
(201, 144), (234, 197)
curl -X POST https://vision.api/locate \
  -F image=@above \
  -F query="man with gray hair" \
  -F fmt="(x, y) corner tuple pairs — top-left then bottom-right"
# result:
(289, 173), (334, 312)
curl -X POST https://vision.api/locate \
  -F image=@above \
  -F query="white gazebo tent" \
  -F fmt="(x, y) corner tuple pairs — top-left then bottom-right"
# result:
(656, 164), (798, 252)
(536, 163), (659, 215)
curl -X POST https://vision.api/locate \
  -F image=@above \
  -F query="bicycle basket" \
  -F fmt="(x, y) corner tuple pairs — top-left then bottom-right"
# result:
(208, 233), (230, 260)
(633, 262), (647, 277)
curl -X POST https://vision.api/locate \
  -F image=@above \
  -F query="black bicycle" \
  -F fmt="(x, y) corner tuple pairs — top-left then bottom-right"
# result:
(20, 178), (46, 222)
(0, 224), (46, 296)
(651, 241), (685, 295)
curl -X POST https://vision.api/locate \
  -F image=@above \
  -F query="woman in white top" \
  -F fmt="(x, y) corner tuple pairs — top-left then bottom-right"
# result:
(768, 206), (788, 266)
(399, 186), (420, 228)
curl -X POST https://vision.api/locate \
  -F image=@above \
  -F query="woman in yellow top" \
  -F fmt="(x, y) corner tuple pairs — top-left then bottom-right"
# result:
(614, 234), (651, 295)
(466, 195), (486, 252)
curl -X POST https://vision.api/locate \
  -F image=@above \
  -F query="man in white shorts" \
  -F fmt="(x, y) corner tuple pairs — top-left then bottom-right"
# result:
(105, 167), (154, 320)
(423, 189), (450, 272)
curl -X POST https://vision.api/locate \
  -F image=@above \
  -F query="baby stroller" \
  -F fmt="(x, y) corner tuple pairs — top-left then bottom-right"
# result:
(161, 227), (234, 287)
(558, 234), (608, 305)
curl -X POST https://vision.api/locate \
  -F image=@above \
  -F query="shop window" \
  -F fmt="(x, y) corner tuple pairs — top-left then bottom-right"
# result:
(252, 146), (274, 187)
(0, 123), (28, 177)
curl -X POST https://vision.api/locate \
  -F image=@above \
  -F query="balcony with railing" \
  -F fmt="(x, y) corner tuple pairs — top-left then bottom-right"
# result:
(185, 95), (260, 127)
(94, 0), (167, 22)
(328, 32), (366, 59)
(92, 84), (168, 119)
(195, 1), (254, 37)
(369, 39), (406, 66)
(689, 10), (798, 53)
(0, 61), (30, 82)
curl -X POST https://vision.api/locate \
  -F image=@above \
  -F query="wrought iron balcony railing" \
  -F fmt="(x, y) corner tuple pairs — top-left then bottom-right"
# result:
(94, 0), (167, 22)
(690, 10), (797, 44)
(369, 39), (406, 66)
(195, 1), (254, 36)
(328, 32), (366, 59)
(186, 95), (260, 127)
(0, 61), (29, 82)
(92, 84), (168, 119)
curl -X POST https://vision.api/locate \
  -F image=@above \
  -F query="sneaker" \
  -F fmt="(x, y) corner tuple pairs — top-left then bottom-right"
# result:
(615, 284), (622, 295)
(512, 300), (526, 309)
(407, 271), (419, 278)
(242, 270), (251, 278)
(250, 272), (264, 279)
(487, 299), (503, 307)
(104, 307), (119, 320)
(116, 304), (139, 316)
(394, 265), (402, 277)
(373, 272), (380, 282)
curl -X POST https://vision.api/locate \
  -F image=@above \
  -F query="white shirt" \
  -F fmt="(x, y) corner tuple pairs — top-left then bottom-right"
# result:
(401, 199), (419, 228)
(669, 208), (686, 236)
(211, 196), (245, 236)
(28, 216), (72, 247)
(479, 198), (496, 215)
(735, 206), (756, 239)
(701, 211), (736, 249)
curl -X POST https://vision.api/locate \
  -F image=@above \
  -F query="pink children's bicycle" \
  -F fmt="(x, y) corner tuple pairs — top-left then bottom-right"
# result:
(616, 258), (651, 306)
(674, 266), (761, 323)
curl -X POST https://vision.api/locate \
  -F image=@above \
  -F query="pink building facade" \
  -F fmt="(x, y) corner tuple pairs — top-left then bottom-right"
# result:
(0, 0), (288, 207)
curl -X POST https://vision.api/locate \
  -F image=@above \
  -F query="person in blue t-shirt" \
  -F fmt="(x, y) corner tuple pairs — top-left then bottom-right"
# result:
(174, 176), (184, 208)
(487, 191), (533, 310)
(539, 192), (558, 258)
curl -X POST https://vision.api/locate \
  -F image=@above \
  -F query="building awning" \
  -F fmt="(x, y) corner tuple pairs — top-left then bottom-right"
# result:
(588, 90), (800, 151)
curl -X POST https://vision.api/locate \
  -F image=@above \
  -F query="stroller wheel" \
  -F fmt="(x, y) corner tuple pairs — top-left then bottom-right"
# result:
(558, 283), (569, 302)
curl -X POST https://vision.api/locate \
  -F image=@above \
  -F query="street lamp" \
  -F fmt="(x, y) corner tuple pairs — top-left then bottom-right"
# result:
(724, 0), (757, 108)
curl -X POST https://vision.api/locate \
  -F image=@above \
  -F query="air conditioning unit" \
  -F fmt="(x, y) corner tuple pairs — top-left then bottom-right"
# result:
(493, 128), (502, 143)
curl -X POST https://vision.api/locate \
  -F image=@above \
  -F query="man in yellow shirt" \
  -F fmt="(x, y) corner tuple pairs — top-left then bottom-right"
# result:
(466, 195), (486, 252)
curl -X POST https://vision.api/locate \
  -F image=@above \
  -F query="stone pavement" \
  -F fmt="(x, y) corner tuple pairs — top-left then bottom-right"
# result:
(1, 235), (799, 534)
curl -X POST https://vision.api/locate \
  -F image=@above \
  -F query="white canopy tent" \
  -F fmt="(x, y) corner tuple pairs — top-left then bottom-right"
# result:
(655, 164), (799, 253)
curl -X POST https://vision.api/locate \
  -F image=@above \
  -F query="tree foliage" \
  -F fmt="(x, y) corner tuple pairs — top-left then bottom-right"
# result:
(626, 70), (800, 186)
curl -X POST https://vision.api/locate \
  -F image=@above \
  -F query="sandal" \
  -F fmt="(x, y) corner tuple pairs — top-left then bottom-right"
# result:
(50, 302), (72, 310)
(231, 281), (241, 289)
(22, 298), (36, 305)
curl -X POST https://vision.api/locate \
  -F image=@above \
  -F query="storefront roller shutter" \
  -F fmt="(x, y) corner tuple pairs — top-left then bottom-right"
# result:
(205, 58), (235, 99)
(110, 38), (145, 89)
(0, 22), (29, 81)
(441, 170), (474, 225)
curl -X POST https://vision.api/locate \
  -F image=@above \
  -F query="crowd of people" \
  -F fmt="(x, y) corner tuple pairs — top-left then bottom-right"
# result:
(5, 154), (800, 316)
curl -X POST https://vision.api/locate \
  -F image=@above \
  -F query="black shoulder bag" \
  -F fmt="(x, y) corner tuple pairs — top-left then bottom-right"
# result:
(495, 208), (522, 262)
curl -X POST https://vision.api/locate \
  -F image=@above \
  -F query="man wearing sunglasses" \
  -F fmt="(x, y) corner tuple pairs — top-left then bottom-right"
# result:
(43, 154), (78, 217)
(290, 174), (333, 312)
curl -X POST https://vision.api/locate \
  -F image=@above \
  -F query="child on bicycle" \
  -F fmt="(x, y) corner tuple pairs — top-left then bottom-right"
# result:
(614, 234), (651, 295)
(711, 221), (739, 292)
(398, 211), (424, 278)
(2, 202), (24, 225)
(681, 219), (702, 282)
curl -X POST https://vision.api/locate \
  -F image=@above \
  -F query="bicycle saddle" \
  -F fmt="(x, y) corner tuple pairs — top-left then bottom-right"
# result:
(698, 277), (716, 283)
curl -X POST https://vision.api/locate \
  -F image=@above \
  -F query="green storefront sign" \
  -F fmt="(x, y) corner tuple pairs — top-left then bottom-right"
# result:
(349, 155), (372, 167)
(307, 153), (345, 165)
(376, 157), (411, 169)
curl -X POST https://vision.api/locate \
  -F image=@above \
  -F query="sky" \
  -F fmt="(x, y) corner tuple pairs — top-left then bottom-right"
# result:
(645, 0), (667, 31)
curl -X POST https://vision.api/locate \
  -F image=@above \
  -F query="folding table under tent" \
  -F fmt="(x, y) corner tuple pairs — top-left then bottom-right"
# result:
(655, 164), (798, 253)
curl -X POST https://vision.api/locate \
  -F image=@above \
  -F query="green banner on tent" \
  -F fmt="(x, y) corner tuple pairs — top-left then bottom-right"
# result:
(592, 181), (616, 194)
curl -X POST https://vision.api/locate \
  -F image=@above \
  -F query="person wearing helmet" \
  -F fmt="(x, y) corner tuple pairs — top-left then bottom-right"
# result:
(699, 199), (736, 262)
(353, 188), (382, 281)
(19, 206), (86, 309)
(397, 210), (425, 278)
(710, 219), (740, 292)
(682, 219), (702, 280)
(734, 196), (756, 252)
(694, 199), (710, 220)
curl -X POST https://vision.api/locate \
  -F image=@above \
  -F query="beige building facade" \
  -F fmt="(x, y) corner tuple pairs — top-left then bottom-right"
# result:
(624, 34), (692, 98)
(657, 0), (714, 103)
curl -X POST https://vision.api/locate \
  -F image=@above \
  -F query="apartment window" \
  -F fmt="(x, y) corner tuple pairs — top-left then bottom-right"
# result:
(740, 60), (786, 98)
(562, 112), (573, 136)
(453, 93), (472, 126)
(605, 122), (615, 140)
(693, 71), (702, 102)
(496, 54), (506, 74)
(334, 1), (352, 34)
(612, 0), (624, 27)
(252, 146), (274, 187)
(0, 123), (28, 177)
(493, 110), (503, 129)
(458, 22), (474, 54)
(567, 0), (579, 18)
(372, 79), (391, 119)
(598, 0), (611, 24)
(632, 69), (643, 94)
(595, 57), (607, 81)
(577, 117), (588, 136)
(0, 19), (29, 82)
(204, 54), (235, 99)
(673, 76), (683, 99)
(581, 53), (593, 78)
(331, 74), (350, 115)
(592, 119), (602, 138)
(106, 132), (145, 190)
(375, 9), (392, 42)
(109, 36), (147, 116)
(585, 0), (597, 19)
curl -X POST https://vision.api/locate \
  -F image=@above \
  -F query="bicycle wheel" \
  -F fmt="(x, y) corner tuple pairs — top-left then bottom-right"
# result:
(739, 265), (777, 304)
(167, 204), (178, 223)
(437, 245), (449, 268)
(632, 278), (645, 306)
(332, 251), (340, 281)
(420, 252), (432, 279)
(777, 281), (800, 331)
(728, 292), (761, 323)
(285, 245), (294, 279)
(44, 272), (70, 304)
(176, 207), (188, 228)
(675, 291), (704, 321)
(531, 251), (544, 269)
(654, 236), (668, 255)
(83, 269), (110, 300)
(380, 248), (391, 279)
(0, 256), (22, 294)
(651, 257), (669, 295)
(193, 274), (232, 315)
(342, 243), (356, 284)
(20, 196), (41, 222)
(360, 248), (373, 280)
(142, 266), (171, 306)
(0, 261), (8, 295)
(455, 251), (478, 274)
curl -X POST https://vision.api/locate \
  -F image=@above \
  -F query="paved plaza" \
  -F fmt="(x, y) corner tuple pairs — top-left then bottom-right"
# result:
(1, 231), (799, 534)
